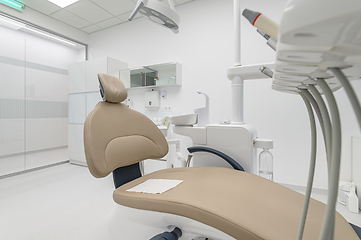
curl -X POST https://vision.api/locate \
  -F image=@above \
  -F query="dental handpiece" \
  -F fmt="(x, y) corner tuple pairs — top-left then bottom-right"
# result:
(257, 29), (277, 51)
(242, 8), (279, 40)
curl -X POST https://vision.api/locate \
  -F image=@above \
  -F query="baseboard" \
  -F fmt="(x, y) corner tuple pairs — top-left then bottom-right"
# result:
(70, 159), (87, 167)
(0, 146), (68, 159)
(0, 160), (70, 179)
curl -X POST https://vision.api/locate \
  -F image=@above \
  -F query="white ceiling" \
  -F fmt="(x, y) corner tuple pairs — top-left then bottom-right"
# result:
(18, 0), (194, 34)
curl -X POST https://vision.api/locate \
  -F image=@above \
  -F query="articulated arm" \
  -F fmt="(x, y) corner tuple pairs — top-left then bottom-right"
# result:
(187, 146), (244, 171)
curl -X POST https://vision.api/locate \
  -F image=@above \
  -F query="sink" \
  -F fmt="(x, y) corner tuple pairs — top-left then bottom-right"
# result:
(170, 113), (198, 126)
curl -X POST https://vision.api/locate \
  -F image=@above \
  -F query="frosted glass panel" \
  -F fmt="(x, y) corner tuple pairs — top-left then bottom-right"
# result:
(86, 92), (102, 116)
(68, 124), (86, 163)
(68, 61), (86, 94)
(0, 16), (86, 175)
(0, 24), (26, 60)
(68, 93), (86, 124)
(0, 24), (25, 175)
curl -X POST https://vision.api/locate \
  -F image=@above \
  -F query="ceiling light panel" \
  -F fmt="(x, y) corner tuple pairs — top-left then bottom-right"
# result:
(48, 0), (79, 8)
(0, 0), (24, 11)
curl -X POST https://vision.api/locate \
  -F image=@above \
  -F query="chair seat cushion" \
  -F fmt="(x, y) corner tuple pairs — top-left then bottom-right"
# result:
(113, 167), (358, 240)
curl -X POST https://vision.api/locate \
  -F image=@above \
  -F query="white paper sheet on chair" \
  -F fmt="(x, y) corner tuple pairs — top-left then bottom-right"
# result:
(126, 179), (183, 194)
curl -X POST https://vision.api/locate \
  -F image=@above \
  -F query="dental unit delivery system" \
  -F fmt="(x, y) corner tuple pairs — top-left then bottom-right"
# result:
(243, 0), (361, 239)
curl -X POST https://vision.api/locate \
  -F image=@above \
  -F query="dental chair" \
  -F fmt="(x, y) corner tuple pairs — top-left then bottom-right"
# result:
(84, 73), (358, 240)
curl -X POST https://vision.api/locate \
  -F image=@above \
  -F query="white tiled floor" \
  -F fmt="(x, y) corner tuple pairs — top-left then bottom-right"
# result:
(0, 163), (114, 240)
(1, 163), (361, 240)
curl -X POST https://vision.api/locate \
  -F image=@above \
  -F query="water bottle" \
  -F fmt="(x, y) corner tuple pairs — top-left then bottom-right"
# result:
(259, 148), (273, 181)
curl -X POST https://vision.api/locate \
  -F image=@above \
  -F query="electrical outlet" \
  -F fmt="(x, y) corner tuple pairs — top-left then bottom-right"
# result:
(161, 106), (172, 112)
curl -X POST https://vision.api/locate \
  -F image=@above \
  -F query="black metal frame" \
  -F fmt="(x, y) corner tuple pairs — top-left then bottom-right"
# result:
(112, 162), (142, 189)
(187, 146), (244, 171)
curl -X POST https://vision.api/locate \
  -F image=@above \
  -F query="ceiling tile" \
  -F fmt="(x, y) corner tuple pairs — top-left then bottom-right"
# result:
(65, 0), (113, 23)
(117, 11), (140, 22)
(81, 24), (101, 33)
(90, 0), (135, 16)
(22, 0), (61, 15)
(51, 9), (91, 29)
(96, 17), (122, 29)
(174, 0), (193, 5)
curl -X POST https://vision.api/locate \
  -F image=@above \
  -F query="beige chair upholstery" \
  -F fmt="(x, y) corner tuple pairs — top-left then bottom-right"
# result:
(84, 73), (359, 239)
(114, 167), (358, 240)
(84, 73), (168, 178)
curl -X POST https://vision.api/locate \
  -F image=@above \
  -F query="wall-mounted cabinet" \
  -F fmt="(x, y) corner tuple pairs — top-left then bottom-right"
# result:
(119, 62), (182, 89)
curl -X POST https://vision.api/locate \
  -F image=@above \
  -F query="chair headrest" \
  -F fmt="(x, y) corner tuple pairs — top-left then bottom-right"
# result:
(98, 73), (127, 103)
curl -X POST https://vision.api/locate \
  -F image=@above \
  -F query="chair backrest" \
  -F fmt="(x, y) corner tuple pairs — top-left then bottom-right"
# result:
(84, 73), (168, 178)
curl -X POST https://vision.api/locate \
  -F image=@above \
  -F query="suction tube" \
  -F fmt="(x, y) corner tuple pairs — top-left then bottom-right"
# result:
(242, 9), (279, 40)
(330, 68), (361, 132)
(308, 85), (332, 175)
(297, 92), (317, 240)
(317, 79), (342, 240)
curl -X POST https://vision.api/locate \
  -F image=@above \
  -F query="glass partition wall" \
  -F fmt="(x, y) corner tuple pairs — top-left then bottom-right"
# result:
(0, 14), (86, 176)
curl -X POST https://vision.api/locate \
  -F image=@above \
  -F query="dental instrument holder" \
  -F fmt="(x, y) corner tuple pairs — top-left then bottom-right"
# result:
(194, 90), (209, 127)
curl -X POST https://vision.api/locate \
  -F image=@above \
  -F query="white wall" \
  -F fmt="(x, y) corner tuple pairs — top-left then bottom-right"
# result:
(87, 0), (361, 189)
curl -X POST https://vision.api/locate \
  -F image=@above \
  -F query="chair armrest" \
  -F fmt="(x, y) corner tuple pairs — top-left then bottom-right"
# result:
(187, 146), (244, 171)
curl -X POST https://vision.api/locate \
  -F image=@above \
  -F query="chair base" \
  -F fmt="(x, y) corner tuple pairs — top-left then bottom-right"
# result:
(107, 204), (235, 240)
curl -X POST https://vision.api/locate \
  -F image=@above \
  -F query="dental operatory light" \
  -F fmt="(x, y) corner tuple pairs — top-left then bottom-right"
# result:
(47, 0), (79, 8)
(0, 0), (24, 11)
(128, 0), (180, 34)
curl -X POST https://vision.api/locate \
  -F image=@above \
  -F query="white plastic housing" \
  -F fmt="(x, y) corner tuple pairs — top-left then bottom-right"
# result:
(144, 90), (160, 108)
